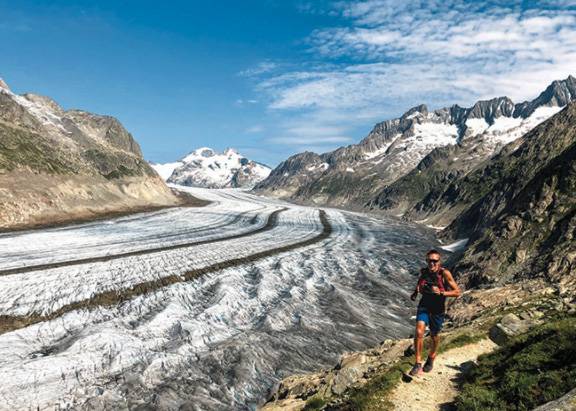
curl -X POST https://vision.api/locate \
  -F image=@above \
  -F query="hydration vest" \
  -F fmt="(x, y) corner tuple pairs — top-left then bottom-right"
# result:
(418, 267), (448, 313)
(417, 267), (447, 293)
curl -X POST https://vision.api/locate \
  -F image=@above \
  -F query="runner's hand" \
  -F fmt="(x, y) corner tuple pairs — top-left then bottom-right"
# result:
(431, 286), (441, 295)
(410, 291), (418, 301)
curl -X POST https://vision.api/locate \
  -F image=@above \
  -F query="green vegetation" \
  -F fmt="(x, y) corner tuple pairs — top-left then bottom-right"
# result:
(82, 149), (146, 179)
(344, 356), (414, 410)
(304, 397), (327, 411)
(0, 124), (77, 174)
(342, 330), (485, 410)
(0, 123), (150, 180)
(440, 332), (484, 353)
(455, 315), (576, 411)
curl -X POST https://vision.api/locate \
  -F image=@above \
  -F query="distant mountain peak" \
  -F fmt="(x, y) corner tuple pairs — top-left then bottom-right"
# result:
(466, 96), (515, 123)
(255, 75), (576, 206)
(0, 78), (9, 91)
(151, 146), (271, 189)
(514, 75), (576, 117)
(224, 147), (239, 156)
(402, 104), (429, 119)
(190, 147), (215, 158)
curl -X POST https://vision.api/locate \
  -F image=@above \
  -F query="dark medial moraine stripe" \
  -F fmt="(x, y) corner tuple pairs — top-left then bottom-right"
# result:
(0, 206), (278, 277)
(0, 209), (332, 336)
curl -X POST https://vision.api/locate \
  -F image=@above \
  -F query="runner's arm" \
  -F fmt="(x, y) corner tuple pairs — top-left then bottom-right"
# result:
(410, 270), (424, 300)
(441, 269), (461, 297)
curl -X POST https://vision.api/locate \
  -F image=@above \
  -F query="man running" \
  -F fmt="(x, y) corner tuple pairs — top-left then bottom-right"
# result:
(409, 249), (460, 376)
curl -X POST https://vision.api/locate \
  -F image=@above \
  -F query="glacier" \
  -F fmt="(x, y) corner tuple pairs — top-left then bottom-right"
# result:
(0, 186), (437, 410)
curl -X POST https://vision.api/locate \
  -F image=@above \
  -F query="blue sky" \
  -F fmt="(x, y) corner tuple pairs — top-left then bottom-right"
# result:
(1, 1), (575, 166)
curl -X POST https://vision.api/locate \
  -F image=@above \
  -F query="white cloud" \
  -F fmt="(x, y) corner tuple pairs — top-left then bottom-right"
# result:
(239, 61), (278, 77)
(264, 119), (354, 149)
(235, 98), (259, 106)
(245, 125), (264, 133)
(248, 0), (576, 155)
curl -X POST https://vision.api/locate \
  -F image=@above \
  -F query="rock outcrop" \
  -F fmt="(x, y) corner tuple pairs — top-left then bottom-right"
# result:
(489, 313), (542, 346)
(532, 387), (576, 411)
(0, 77), (182, 230)
(261, 338), (412, 411)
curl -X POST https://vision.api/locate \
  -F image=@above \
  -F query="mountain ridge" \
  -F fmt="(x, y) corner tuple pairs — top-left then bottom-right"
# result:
(0, 77), (186, 230)
(254, 76), (575, 215)
(152, 146), (271, 189)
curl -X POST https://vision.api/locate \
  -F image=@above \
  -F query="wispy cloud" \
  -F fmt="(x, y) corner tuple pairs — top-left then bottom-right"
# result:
(267, 136), (353, 145)
(245, 125), (264, 133)
(235, 98), (259, 106)
(248, 0), (576, 153)
(264, 121), (353, 148)
(239, 61), (279, 77)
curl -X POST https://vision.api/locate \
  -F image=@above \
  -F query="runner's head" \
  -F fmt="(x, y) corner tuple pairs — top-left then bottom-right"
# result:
(426, 249), (441, 271)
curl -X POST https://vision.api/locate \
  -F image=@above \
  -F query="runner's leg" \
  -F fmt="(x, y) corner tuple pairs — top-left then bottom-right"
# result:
(414, 321), (426, 364)
(428, 312), (445, 358)
(429, 334), (439, 358)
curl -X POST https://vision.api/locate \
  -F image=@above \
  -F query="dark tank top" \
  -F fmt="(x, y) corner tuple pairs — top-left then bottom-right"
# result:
(418, 267), (447, 314)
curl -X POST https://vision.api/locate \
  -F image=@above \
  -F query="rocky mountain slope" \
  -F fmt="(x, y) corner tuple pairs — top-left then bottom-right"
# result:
(449, 102), (576, 290)
(0, 78), (182, 230)
(255, 76), (575, 212)
(151, 147), (271, 188)
(371, 76), (576, 225)
(259, 102), (576, 411)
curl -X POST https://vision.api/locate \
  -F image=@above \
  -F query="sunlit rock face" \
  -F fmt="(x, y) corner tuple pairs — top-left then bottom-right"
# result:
(0, 77), (180, 230)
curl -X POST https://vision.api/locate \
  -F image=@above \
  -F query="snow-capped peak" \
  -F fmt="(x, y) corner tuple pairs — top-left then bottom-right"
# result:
(0, 78), (10, 91)
(182, 147), (215, 162)
(151, 147), (271, 189)
(224, 147), (240, 156)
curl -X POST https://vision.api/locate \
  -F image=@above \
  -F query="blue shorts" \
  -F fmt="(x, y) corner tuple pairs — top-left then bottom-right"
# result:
(416, 305), (445, 336)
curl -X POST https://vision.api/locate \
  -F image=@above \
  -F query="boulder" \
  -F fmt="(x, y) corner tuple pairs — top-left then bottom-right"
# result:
(532, 387), (576, 410)
(489, 313), (537, 345)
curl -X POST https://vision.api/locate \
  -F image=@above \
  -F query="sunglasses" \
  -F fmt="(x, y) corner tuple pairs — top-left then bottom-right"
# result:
(427, 259), (440, 264)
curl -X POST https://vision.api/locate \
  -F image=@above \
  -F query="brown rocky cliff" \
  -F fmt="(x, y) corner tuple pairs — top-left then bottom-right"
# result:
(0, 80), (185, 230)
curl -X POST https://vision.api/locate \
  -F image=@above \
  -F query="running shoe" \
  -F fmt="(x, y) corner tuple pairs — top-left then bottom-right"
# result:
(408, 362), (423, 376)
(423, 356), (435, 372)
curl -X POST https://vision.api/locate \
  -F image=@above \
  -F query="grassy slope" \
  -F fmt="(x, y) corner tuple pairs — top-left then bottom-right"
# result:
(455, 315), (576, 411)
(300, 308), (575, 411)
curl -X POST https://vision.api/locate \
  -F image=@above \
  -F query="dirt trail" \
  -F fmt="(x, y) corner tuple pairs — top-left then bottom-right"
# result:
(389, 338), (497, 410)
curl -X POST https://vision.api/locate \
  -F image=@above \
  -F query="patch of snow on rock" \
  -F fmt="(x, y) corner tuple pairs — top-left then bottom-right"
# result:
(150, 161), (184, 181)
(440, 238), (469, 252)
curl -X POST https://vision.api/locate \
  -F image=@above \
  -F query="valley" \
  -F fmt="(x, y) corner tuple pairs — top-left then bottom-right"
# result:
(0, 187), (439, 410)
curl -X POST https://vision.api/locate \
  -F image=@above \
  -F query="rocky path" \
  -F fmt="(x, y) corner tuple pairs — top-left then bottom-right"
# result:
(389, 338), (497, 410)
